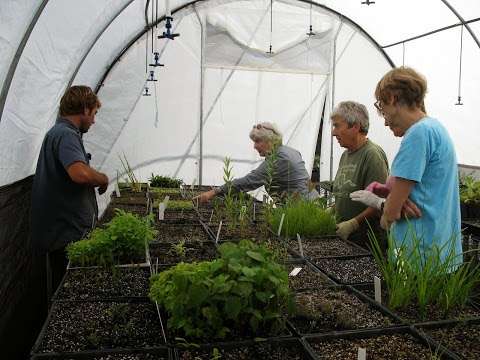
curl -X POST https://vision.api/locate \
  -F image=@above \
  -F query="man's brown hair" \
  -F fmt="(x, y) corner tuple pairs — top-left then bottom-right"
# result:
(375, 67), (427, 109)
(59, 85), (101, 117)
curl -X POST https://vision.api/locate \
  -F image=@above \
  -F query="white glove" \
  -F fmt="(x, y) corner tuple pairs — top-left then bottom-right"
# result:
(350, 190), (385, 210)
(336, 218), (359, 240)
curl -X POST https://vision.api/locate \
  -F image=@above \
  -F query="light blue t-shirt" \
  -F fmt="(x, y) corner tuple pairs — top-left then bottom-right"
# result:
(390, 117), (462, 266)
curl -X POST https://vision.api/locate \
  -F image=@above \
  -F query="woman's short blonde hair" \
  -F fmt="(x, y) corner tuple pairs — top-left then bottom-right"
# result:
(249, 122), (283, 145)
(375, 67), (427, 109)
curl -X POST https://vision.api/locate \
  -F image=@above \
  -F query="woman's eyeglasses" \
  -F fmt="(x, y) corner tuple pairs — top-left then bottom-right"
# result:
(253, 123), (278, 135)
(374, 100), (385, 115)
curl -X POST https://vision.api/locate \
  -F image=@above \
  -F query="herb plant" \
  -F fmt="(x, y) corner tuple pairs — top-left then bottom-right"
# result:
(459, 175), (480, 204)
(149, 240), (292, 339)
(67, 209), (157, 267)
(267, 197), (336, 238)
(149, 173), (183, 188)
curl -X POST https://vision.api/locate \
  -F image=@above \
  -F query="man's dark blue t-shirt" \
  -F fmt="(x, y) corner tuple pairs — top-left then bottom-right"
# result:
(31, 118), (98, 252)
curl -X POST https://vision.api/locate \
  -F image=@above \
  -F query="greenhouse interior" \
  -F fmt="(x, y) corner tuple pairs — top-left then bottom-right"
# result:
(1, 0), (480, 358)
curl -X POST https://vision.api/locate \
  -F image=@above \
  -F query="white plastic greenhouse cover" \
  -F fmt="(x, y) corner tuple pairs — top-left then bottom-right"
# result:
(1, 0), (479, 207)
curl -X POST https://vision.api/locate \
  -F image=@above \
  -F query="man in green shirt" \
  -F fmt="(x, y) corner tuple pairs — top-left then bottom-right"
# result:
(331, 101), (389, 247)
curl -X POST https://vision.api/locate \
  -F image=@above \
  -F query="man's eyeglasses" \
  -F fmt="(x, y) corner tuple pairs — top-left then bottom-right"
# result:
(253, 123), (278, 135)
(374, 100), (384, 114)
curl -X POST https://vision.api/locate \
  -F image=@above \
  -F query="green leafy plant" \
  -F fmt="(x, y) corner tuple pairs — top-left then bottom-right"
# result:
(149, 240), (292, 339)
(169, 239), (186, 258)
(118, 153), (142, 192)
(149, 173), (183, 188)
(459, 175), (480, 204)
(67, 209), (157, 267)
(267, 197), (336, 238)
(153, 199), (194, 210)
(369, 228), (480, 319)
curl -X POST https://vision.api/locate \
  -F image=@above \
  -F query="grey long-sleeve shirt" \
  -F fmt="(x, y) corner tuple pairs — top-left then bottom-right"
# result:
(217, 145), (309, 197)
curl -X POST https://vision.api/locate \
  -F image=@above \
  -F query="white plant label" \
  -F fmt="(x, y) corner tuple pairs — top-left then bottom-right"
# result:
(289, 267), (302, 277)
(296, 233), (304, 257)
(263, 194), (268, 204)
(158, 203), (166, 220)
(277, 213), (285, 237)
(114, 182), (121, 197)
(208, 210), (214, 224)
(190, 178), (196, 190)
(358, 348), (366, 360)
(163, 195), (170, 208)
(215, 221), (223, 244)
(374, 276), (382, 304)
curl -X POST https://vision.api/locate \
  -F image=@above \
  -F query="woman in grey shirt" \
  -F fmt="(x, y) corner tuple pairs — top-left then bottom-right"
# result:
(195, 122), (309, 203)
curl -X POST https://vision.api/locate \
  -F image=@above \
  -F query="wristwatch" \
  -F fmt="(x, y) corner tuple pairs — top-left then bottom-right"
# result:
(380, 199), (386, 213)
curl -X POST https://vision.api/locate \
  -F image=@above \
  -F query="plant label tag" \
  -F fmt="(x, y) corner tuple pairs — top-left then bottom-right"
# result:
(190, 178), (196, 190)
(163, 195), (170, 208)
(277, 213), (285, 237)
(208, 210), (214, 225)
(358, 348), (366, 360)
(297, 233), (304, 257)
(253, 202), (256, 221)
(158, 203), (166, 220)
(114, 182), (121, 197)
(289, 267), (302, 277)
(374, 276), (382, 303)
(215, 221), (223, 244)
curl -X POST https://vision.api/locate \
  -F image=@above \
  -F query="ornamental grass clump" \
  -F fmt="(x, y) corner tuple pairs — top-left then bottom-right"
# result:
(267, 198), (336, 237)
(67, 209), (157, 267)
(149, 240), (292, 339)
(370, 229), (480, 319)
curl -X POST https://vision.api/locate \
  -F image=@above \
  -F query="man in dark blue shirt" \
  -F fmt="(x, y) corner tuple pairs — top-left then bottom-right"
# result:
(31, 85), (109, 299)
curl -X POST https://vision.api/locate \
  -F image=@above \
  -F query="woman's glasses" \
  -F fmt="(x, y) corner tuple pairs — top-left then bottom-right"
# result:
(253, 123), (278, 134)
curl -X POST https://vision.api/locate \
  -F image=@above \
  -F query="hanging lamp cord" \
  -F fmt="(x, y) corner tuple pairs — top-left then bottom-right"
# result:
(456, 25), (464, 105)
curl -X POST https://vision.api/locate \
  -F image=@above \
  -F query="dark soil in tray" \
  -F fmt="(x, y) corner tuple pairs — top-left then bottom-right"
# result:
(287, 237), (368, 258)
(285, 263), (330, 290)
(424, 323), (480, 359)
(177, 341), (309, 359)
(100, 205), (148, 224)
(149, 241), (218, 265)
(154, 223), (210, 243)
(314, 256), (381, 284)
(37, 302), (164, 353)
(290, 288), (395, 334)
(212, 223), (273, 242)
(61, 351), (169, 360)
(307, 333), (434, 359)
(110, 196), (149, 206)
(55, 267), (150, 300)
(153, 209), (199, 222)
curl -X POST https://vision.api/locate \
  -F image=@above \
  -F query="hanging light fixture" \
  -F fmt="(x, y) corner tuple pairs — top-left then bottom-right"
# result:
(307, 3), (315, 36)
(143, 86), (152, 96)
(455, 25), (464, 105)
(361, 0), (375, 5)
(159, 0), (180, 40)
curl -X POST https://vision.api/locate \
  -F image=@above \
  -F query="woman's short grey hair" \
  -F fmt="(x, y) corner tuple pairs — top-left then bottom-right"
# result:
(249, 122), (283, 145)
(331, 101), (369, 134)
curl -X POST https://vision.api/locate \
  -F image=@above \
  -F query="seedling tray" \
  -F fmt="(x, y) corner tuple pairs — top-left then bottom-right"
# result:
(174, 337), (314, 360)
(303, 325), (457, 360)
(31, 346), (172, 359)
(312, 255), (381, 285)
(288, 235), (370, 260)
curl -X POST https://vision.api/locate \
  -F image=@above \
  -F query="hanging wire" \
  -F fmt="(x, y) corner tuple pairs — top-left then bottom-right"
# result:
(145, 30), (148, 73)
(402, 42), (405, 66)
(455, 25), (464, 105)
(307, 3), (315, 36)
(151, 0), (154, 53)
(267, 0), (274, 54)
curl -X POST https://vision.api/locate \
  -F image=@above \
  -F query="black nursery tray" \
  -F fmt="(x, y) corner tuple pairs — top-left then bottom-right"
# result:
(415, 318), (480, 360)
(285, 261), (335, 291)
(149, 241), (218, 266)
(287, 235), (369, 259)
(31, 347), (171, 359)
(175, 338), (314, 360)
(288, 286), (400, 336)
(313, 255), (381, 285)
(154, 223), (211, 243)
(304, 326), (456, 360)
(53, 266), (151, 302)
(31, 301), (165, 356)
